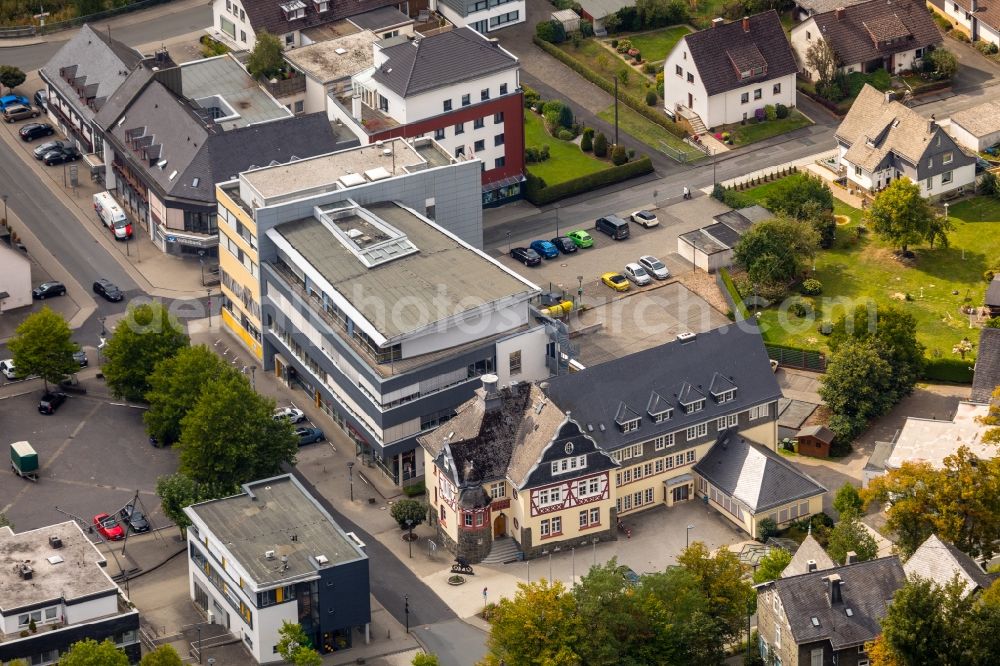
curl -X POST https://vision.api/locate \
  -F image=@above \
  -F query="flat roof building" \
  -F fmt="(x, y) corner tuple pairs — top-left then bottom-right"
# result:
(0, 522), (140, 664)
(184, 475), (369, 663)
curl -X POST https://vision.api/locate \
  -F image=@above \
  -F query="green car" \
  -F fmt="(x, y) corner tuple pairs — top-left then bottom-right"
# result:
(567, 230), (594, 248)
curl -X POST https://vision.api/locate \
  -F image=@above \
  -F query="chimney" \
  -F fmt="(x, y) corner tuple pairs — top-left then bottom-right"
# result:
(845, 551), (857, 565)
(712, 17), (724, 28)
(463, 459), (475, 482)
(482, 373), (502, 413)
(807, 559), (817, 572)
(351, 95), (363, 122)
(835, 6), (845, 19)
(742, 15), (750, 32)
(884, 90), (893, 103)
(827, 573), (843, 604)
(928, 117), (936, 134)
(971, 0), (978, 11)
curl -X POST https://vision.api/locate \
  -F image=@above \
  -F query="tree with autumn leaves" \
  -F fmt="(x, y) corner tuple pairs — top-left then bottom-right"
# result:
(480, 545), (753, 666)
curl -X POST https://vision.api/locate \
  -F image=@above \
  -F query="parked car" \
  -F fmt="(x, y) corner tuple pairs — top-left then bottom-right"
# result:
(601, 272), (630, 292)
(92, 278), (124, 302)
(43, 145), (82, 166)
(32, 281), (66, 299)
(528, 239), (559, 259)
(0, 359), (19, 380)
(631, 210), (659, 228)
(296, 426), (325, 446)
(33, 89), (48, 109)
(550, 236), (578, 254)
(38, 391), (67, 415)
(273, 406), (306, 423)
(595, 215), (630, 240)
(567, 230), (594, 248)
(19, 122), (54, 141)
(73, 349), (88, 367)
(638, 255), (670, 280)
(120, 504), (150, 533)
(4, 104), (40, 123)
(33, 139), (68, 160)
(624, 263), (652, 286)
(93, 513), (125, 541)
(0, 94), (30, 111)
(510, 247), (541, 266)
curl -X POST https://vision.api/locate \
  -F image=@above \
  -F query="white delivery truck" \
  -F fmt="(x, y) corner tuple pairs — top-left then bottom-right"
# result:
(93, 191), (133, 240)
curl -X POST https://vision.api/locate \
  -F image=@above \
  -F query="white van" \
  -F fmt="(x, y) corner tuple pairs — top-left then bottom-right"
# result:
(93, 191), (132, 241)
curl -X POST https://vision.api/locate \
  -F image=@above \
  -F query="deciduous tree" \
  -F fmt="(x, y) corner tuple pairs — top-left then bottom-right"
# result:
(876, 577), (969, 666)
(820, 338), (896, 441)
(764, 172), (834, 218)
(864, 178), (944, 254)
(677, 542), (754, 644)
(480, 579), (583, 665)
(102, 302), (188, 401)
(155, 473), (234, 536)
(833, 482), (865, 520)
(412, 654), (440, 666)
(144, 345), (236, 445)
(246, 31), (285, 79)
(390, 499), (426, 530)
(177, 372), (297, 489)
(805, 39), (837, 84)
(929, 48), (958, 79)
(752, 547), (792, 584)
(826, 517), (878, 564)
(981, 385), (1000, 445)
(276, 621), (322, 666)
(59, 639), (129, 666)
(7, 307), (78, 391)
(139, 645), (184, 666)
(734, 216), (819, 297)
(0, 65), (26, 93)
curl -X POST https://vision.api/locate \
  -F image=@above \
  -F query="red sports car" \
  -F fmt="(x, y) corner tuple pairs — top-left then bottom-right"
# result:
(93, 513), (125, 541)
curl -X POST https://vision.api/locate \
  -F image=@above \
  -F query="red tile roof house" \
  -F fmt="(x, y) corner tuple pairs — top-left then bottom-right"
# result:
(932, 0), (1000, 49)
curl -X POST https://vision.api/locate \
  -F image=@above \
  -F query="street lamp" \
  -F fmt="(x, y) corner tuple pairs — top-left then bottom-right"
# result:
(99, 316), (107, 337)
(1, 193), (7, 225)
(577, 275), (583, 306)
(555, 206), (561, 237)
(406, 518), (414, 558)
(249, 365), (256, 392)
(404, 594), (410, 633)
(347, 461), (355, 502)
(198, 250), (206, 286)
(506, 231), (511, 254)
(206, 288), (212, 328)
(686, 524), (695, 549)
(197, 626), (202, 664)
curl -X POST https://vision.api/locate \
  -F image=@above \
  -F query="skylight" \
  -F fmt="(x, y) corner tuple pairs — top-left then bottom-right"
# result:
(811, 617), (820, 627)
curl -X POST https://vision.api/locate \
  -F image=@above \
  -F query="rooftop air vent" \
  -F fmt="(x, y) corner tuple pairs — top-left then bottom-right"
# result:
(676, 332), (697, 343)
(316, 554), (329, 565)
(18, 564), (33, 580)
(47, 555), (64, 565)
(49, 535), (63, 549)
(265, 550), (276, 560)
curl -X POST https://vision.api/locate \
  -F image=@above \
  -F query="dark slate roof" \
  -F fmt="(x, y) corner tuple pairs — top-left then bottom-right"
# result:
(678, 228), (728, 254)
(39, 24), (144, 123)
(693, 431), (826, 512)
(682, 11), (798, 96)
(972, 327), (1000, 403)
(703, 222), (742, 248)
(987, 276), (1000, 306)
(106, 79), (341, 203)
(771, 557), (907, 650)
(544, 323), (782, 452)
(240, 0), (400, 37)
(810, 0), (942, 67)
(371, 27), (518, 97)
(348, 5), (413, 30)
(93, 66), (157, 130)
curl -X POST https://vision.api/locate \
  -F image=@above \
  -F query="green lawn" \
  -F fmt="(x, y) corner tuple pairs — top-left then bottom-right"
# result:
(727, 110), (813, 145)
(556, 39), (658, 101)
(744, 193), (1000, 362)
(597, 104), (704, 161)
(610, 26), (691, 63)
(524, 110), (609, 186)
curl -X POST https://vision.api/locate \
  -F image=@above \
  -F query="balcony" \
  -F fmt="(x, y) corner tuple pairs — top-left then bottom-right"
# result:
(263, 72), (306, 98)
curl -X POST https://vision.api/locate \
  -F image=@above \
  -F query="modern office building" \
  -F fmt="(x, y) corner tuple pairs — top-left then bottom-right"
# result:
(0, 521), (141, 665)
(184, 475), (370, 663)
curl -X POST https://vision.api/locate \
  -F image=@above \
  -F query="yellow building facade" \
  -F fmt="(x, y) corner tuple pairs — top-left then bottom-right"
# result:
(216, 183), (263, 360)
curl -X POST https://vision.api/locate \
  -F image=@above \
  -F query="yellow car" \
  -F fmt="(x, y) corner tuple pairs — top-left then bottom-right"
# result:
(601, 272), (630, 292)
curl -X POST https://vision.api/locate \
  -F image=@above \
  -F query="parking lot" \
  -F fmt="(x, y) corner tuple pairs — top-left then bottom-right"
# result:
(0, 384), (177, 534)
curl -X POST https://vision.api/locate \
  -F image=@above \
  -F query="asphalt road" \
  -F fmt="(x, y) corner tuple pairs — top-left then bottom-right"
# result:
(0, 3), (214, 71)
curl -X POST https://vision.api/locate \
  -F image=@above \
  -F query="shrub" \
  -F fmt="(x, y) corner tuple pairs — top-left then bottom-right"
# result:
(389, 499), (427, 529)
(626, 148), (636, 159)
(953, 30), (971, 42)
(611, 39), (618, 48)
(754, 107), (766, 122)
(757, 518), (778, 542)
(581, 131), (593, 152)
(922, 357), (973, 382)
(593, 132), (609, 157)
(535, 20), (566, 43)
(524, 157), (654, 205)
(643, 62), (657, 75)
(616, 38), (633, 53)
(618, 68), (630, 84)
(582, 127), (595, 140)
(986, 270), (997, 282)
(540, 145), (550, 161)
(789, 299), (813, 318)
(811, 512), (834, 530)
(403, 480), (426, 497)
(632, 50), (642, 62)
(581, 20), (594, 37)
(611, 145), (628, 165)
(711, 183), (727, 202)
(985, 316), (1000, 329)
(557, 104), (574, 128)
(775, 103), (789, 119)
(557, 128), (575, 140)
(976, 40), (999, 55)
(645, 89), (658, 106)
(523, 86), (541, 108)
(542, 100), (564, 116)
(933, 13), (953, 31)
(801, 279), (822, 296)
(764, 104), (777, 121)
(980, 170), (1000, 197)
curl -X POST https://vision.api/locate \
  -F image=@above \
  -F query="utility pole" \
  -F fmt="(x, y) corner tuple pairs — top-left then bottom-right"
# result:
(614, 78), (619, 146)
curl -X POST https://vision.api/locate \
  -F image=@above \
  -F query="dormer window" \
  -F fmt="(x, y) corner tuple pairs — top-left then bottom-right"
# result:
(615, 401), (641, 432)
(647, 391), (673, 422)
(621, 418), (640, 433)
(716, 390), (735, 404)
(551, 455), (587, 475)
(678, 382), (706, 413)
(685, 399), (704, 413)
(280, 0), (306, 20)
(313, 0), (328, 11)
(709, 373), (738, 404)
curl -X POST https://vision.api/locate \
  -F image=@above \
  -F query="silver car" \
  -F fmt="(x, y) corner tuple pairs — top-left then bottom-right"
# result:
(624, 263), (652, 286)
(639, 255), (670, 280)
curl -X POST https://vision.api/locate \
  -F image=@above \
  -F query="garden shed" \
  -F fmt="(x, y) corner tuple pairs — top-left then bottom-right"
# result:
(795, 425), (835, 458)
(577, 0), (631, 36)
(987, 276), (1000, 318)
(676, 205), (771, 273)
(551, 9), (581, 34)
(948, 102), (1000, 152)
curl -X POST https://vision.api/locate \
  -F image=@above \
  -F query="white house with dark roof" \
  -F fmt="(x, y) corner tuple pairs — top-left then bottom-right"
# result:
(329, 27), (526, 206)
(677, 204), (772, 272)
(836, 84), (976, 197)
(436, 0), (524, 34)
(947, 101), (1000, 152)
(662, 11), (798, 131)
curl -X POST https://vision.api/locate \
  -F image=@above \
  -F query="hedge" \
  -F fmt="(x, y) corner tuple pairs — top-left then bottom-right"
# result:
(719, 268), (749, 320)
(525, 156), (654, 205)
(533, 36), (687, 140)
(922, 357), (974, 383)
